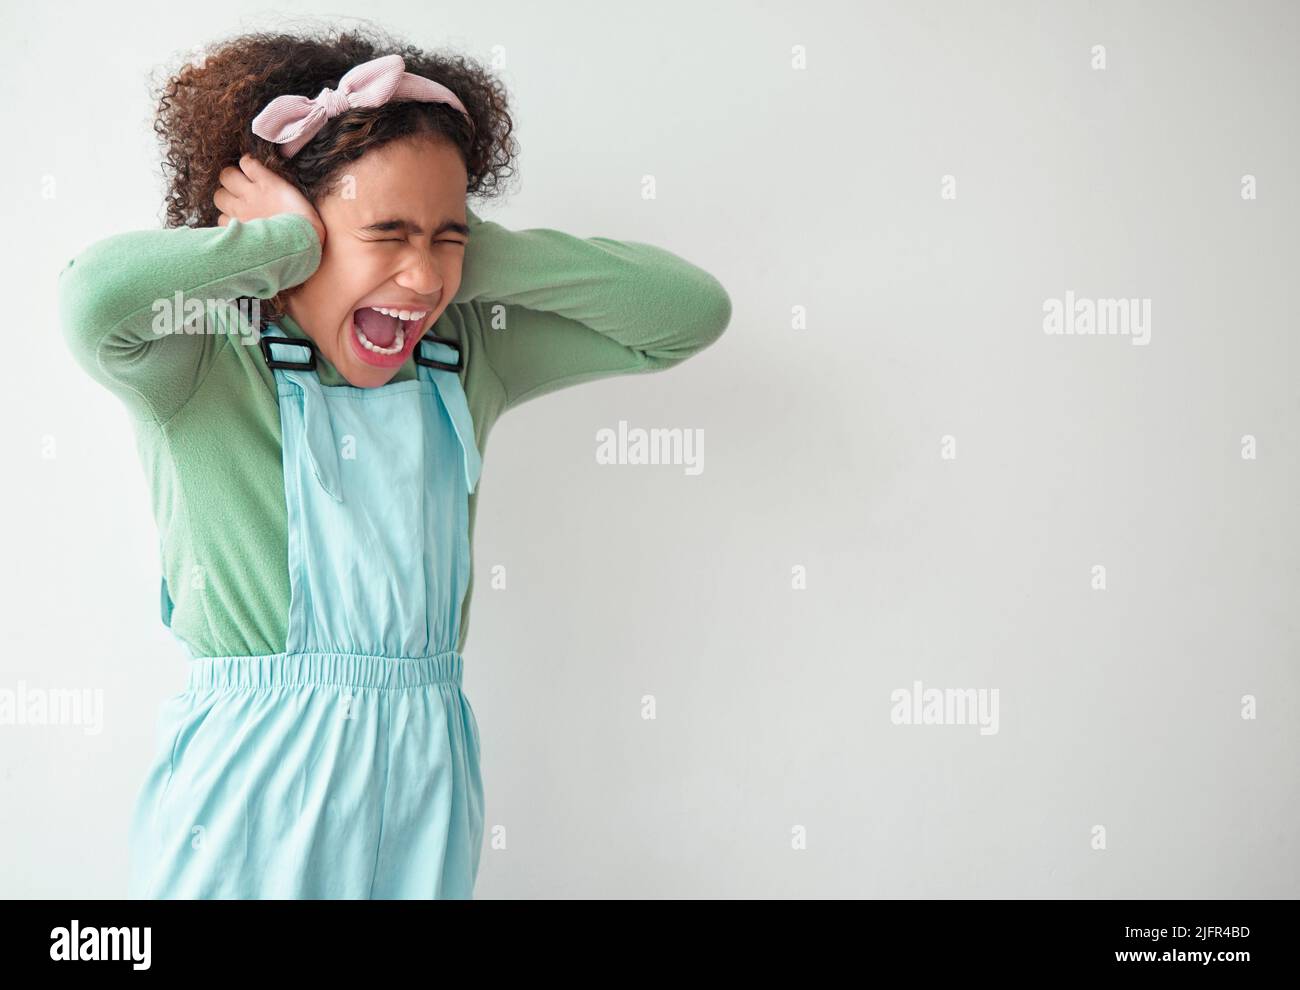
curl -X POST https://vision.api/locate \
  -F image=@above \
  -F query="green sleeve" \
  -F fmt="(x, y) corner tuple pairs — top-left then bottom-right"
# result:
(452, 207), (733, 410)
(57, 213), (322, 425)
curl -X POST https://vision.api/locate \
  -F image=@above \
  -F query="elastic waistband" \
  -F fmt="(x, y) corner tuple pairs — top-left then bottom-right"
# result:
(185, 651), (464, 691)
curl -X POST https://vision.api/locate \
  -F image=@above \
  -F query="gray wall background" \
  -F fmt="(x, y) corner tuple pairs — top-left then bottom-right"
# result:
(1, 0), (1296, 897)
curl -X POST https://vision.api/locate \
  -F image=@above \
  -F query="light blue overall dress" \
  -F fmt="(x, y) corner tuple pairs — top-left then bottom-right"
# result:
(127, 325), (486, 899)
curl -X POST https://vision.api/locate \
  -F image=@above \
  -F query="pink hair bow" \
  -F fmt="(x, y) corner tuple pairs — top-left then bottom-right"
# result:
(251, 53), (470, 158)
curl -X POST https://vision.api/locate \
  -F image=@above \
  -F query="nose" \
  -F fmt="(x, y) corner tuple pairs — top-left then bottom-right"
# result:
(394, 245), (443, 297)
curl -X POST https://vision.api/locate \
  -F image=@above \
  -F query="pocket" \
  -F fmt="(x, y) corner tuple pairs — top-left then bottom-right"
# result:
(460, 688), (483, 760)
(131, 692), (191, 847)
(155, 692), (191, 800)
(460, 689), (486, 845)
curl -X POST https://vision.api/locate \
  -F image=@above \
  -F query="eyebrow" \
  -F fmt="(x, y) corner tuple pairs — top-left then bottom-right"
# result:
(362, 217), (471, 237)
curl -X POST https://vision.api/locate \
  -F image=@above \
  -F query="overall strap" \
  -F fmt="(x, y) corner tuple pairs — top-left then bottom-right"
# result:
(414, 333), (483, 495)
(258, 325), (344, 502)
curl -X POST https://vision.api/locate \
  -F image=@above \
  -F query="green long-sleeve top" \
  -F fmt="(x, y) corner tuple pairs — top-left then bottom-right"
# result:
(57, 209), (731, 659)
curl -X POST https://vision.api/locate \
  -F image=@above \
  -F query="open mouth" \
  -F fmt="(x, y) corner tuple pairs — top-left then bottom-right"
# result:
(351, 306), (430, 357)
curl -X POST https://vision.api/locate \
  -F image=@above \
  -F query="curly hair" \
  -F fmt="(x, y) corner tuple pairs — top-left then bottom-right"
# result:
(151, 23), (519, 324)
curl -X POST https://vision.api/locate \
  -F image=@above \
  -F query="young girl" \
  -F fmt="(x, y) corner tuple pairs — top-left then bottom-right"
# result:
(57, 27), (731, 899)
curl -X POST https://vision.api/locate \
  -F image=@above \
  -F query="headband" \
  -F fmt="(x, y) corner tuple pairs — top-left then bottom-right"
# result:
(251, 53), (470, 158)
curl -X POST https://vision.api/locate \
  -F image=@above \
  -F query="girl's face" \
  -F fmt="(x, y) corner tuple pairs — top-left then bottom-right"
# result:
(283, 136), (470, 388)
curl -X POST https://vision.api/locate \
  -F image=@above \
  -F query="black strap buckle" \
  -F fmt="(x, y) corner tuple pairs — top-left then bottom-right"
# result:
(260, 334), (319, 371)
(414, 333), (463, 372)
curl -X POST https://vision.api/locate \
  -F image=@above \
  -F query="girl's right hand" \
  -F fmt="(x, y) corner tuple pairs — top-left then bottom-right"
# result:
(214, 154), (326, 247)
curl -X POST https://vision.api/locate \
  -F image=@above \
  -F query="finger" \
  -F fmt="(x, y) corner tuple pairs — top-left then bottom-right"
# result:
(217, 212), (230, 227)
(217, 166), (252, 198)
(239, 154), (273, 181)
(213, 187), (237, 217)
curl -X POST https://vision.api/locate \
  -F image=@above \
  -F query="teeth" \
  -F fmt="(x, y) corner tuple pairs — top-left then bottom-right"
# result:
(353, 305), (430, 357)
(354, 322), (407, 355)
(372, 306), (426, 321)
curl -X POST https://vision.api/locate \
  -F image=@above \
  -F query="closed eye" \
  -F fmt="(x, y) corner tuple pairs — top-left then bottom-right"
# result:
(376, 238), (466, 246)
